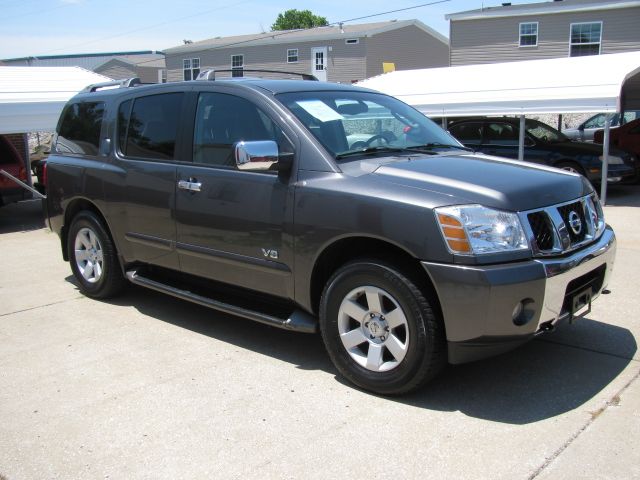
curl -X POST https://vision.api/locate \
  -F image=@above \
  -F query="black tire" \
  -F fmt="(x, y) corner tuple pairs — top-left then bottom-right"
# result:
(319, 260), (446, 395)
(555, 161), (586, 177)
(67, 211), (126, 299)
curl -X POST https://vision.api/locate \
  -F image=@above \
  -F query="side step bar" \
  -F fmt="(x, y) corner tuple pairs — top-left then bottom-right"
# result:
(126, 270), (317, 334)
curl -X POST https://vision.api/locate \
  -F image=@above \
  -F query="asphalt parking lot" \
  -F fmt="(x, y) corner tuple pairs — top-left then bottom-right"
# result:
(1, 188), (639, 480)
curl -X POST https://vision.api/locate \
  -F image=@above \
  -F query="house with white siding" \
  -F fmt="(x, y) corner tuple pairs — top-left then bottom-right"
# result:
(163, 20), (449, 84)
(446, 0), (640, 66)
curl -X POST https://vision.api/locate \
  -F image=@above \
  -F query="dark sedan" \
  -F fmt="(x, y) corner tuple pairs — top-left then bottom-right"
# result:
(448, 117), (637, 184)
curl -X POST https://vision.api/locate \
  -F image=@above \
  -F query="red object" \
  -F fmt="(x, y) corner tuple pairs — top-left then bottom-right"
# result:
(593, 118), (640, 157)
(40, 161), (47, 186)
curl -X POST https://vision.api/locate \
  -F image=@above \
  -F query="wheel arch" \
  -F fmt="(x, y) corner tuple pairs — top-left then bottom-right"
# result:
(60, 198), (116, 262)
(309, 235), (442, 321)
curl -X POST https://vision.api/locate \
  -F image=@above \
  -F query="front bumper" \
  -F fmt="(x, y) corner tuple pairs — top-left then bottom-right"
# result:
(422, 226), (616, 364)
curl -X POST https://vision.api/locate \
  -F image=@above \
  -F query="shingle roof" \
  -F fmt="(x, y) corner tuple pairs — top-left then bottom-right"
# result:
(164, 19), (447, 55)
(446, 0), (640, 21)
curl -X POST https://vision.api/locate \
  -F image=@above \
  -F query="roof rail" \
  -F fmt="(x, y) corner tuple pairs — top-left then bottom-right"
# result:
(81, 77), (142, 93)
(195, 69), (318, 81)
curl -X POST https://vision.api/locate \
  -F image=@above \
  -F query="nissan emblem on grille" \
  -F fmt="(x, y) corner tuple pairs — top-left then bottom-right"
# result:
(568, 211), (582, 235)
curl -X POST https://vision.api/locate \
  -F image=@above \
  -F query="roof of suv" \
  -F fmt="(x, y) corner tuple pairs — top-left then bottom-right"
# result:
(73, 78), (377, 101)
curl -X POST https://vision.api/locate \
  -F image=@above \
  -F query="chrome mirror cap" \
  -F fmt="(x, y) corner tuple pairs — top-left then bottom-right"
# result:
(235, 140), (279, 171)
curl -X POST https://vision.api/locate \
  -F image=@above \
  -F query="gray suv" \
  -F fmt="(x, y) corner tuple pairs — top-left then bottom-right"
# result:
(45, 75), (616, 394)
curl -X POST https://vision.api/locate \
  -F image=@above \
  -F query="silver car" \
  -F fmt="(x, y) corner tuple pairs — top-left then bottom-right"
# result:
(564, 111), (640, 142)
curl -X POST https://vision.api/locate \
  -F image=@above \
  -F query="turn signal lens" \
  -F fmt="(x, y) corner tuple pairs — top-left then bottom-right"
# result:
(436, 213), (471, 253)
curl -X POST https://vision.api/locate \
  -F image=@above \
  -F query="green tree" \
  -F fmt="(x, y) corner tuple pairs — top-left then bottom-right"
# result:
(271, 9), (328, 31)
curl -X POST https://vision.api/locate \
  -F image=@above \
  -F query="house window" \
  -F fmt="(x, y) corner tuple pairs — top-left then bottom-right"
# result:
(570, 22), (602, 57)
(183, 58), (200, 81)
(345, 38), (359, 45)
(519, 22), (538, 47)
(231, 54), (244, 77)
(287, 49), (298, 63)
(158, 69), (167, 83)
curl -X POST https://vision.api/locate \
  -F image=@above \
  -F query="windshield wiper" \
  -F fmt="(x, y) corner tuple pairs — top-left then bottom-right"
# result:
(335, 146), (438, 159)
(409, 143), (474, 152)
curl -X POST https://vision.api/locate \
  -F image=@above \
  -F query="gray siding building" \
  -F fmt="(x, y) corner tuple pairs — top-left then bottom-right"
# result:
(163, 20), (449, 83)
(94, 56), (166, 83)
(1, 51), (165, 72)
(447, 0), (640, 66)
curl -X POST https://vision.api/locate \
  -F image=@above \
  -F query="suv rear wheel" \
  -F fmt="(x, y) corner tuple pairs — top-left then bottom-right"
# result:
(68, 211), (125, 299)
(319, 260), (446, 395)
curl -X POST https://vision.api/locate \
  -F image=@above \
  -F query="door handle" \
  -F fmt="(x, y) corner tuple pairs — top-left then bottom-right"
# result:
(178, 179), (202, 192)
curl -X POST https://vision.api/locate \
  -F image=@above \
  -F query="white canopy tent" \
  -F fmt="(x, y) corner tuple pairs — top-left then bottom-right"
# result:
(358, 51), (640, 117)
(358, 51), (640, 204)
(0, 67), (111, 134)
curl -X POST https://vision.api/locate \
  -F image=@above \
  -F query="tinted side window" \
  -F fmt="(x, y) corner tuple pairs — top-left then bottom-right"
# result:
(193, 92), (292, 167)
(118, 99), (132, 154)
(484, 122), (519, 145)
(449, 122), (483, 145)
(124, 93), (184, 160)
(56, 102), (105, 155)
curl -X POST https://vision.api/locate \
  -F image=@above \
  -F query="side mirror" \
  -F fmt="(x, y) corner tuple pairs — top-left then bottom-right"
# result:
(578, 124), (585, 131)
(235, 140), (291, 172)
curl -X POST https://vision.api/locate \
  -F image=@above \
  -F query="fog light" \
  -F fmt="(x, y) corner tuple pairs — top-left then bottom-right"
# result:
(513, 299), (535, 326)
(512, 302), (524, 320)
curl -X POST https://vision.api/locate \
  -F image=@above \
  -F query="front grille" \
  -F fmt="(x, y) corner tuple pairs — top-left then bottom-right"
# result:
(527, 211), (554, 250)
(557, 201), (587, 245)
(522, 194), (601, 257)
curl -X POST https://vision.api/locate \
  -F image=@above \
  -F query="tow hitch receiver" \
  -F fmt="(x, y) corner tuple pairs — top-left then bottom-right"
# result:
(570, 287), (592, 323)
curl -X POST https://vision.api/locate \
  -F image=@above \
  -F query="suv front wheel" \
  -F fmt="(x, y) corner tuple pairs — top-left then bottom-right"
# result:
(68, 211), (125, 299)
(319, 260), (446, 395)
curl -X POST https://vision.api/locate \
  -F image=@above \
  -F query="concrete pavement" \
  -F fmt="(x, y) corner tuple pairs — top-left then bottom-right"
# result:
(0, 187), (638, 479)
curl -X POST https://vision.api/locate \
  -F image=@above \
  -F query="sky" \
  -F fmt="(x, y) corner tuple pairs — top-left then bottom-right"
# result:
(0, 0), (544, 59)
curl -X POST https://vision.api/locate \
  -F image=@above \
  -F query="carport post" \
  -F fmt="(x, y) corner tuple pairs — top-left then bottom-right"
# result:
(600, 114), (612, 206)
(518, 115), (526, 161)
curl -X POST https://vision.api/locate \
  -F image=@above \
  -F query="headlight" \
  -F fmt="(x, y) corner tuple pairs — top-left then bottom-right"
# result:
(599, 155), (624, 165)
(435, 205), (529, 255)
(587, 194), (606, 237)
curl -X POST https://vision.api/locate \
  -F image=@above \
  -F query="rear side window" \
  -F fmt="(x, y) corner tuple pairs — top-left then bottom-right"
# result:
(56, 102), (105, 155)
(484, 122), (519, 145)
(119, 93), (184, 160)
(449, 122), (483, 145)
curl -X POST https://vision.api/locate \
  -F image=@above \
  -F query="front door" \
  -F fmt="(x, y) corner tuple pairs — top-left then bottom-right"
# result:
(175, 90), (295, 299)
(311, 47), (328, 81)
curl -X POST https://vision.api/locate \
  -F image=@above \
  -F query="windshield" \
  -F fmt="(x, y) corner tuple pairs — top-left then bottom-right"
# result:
(276, 90), (462, 159)
(525, 119), (568, 143)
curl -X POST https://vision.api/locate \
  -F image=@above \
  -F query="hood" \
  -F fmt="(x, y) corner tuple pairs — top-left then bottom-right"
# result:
(365, 153), (593, 212)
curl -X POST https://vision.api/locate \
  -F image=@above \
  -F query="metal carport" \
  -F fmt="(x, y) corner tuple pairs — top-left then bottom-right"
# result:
(358, 51), (640, 204)
(0, 66), (110, 134)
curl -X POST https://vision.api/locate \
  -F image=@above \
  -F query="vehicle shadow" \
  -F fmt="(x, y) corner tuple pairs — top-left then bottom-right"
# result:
(0, 199), (45, 234)
(78, 280), (636, 426)
(604, 185), (640, 207)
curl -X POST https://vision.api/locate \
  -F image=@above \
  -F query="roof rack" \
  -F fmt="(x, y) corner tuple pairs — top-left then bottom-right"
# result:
(81, 77), (142, 93)
(195, 69), (318, 81)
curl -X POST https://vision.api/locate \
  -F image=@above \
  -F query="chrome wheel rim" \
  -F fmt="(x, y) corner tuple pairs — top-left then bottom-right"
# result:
(337, 286), (409, 372)
(74, 227), (104, 284)
(561, 165), (579, 174)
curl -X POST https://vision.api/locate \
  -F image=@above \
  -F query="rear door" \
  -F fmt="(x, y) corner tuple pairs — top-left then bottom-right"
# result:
(174, 89), (296, 299)
(104, 88), (189, 270)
